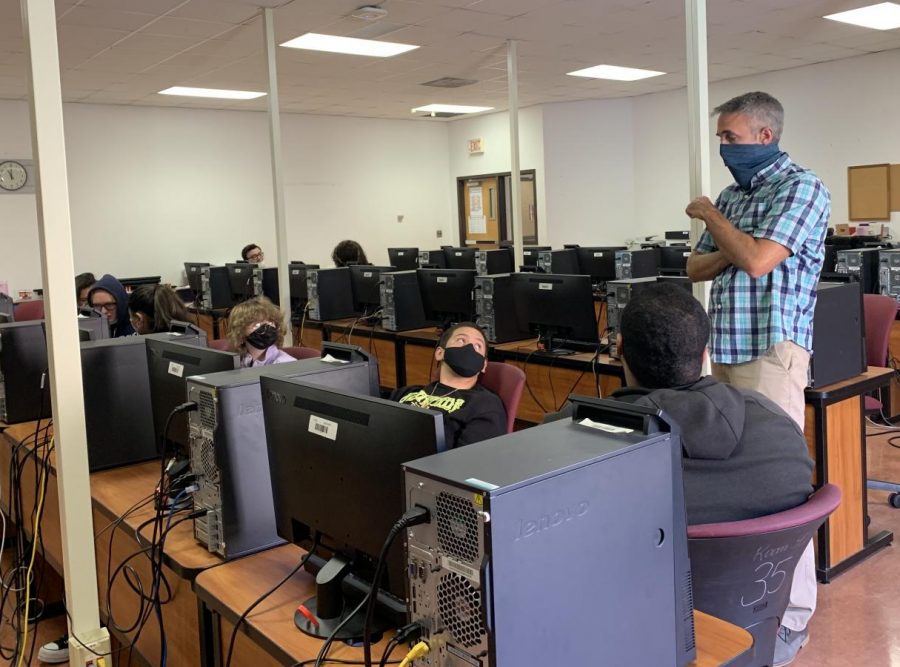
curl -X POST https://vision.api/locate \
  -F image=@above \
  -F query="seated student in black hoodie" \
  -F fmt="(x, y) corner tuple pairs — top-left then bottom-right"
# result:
(391, 322), (506, 448)
(87, 274), (135, 337)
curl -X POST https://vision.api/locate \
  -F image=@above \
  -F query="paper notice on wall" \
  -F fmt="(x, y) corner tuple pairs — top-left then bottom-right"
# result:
(468, 185), (486, 234)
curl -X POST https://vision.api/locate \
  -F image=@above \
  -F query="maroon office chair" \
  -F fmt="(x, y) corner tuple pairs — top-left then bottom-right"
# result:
(479, 361), (526, 433)
(862, 293), (897, 413)
(687, 483), (842, 667)
(282, 346), (320, 360)
(207, 338), (233, 351)
(14, 299), (44, 321)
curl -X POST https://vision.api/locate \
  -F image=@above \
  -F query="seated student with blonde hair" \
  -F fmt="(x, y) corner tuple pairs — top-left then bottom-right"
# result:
(226, 296), (294, 367)
(128, 284), (190, 334)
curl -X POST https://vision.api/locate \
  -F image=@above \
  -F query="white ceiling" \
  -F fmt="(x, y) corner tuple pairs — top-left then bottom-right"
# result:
(2, 0), (900, 120)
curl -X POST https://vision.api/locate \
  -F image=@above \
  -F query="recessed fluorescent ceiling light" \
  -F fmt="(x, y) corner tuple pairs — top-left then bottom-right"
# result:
(158, 86), (265, 99)
(411, 104), (494, 114)
(280, 32), (418, 57)
(824, 2), (900, 30)
(567, 64), (665, 81)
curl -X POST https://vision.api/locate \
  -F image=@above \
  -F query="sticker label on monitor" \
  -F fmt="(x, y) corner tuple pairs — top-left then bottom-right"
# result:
(234, 268), (242, 273)
(292, 269), (300, 275)
(538, 283), (553, 291)
(397, 251), (405, 256)
(167, 361), (184, 378)
(442, 556), (480, 584)
(437, 276), (448, 284)
(593, 252), (605, 257)
(309, 415), (338, 440)
(455, 251), (463, 256)
(683, 251), (690, 257)
(363, 271), (373, 278)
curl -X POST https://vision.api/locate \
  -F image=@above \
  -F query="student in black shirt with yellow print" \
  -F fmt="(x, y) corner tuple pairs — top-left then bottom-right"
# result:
(391, 322), (506, 448)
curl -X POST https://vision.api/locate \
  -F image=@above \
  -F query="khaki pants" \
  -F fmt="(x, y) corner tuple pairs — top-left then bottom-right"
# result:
(712, 341), (816, 631)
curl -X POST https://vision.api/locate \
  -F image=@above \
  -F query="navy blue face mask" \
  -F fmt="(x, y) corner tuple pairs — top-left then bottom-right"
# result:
(720, 143), (782, 190)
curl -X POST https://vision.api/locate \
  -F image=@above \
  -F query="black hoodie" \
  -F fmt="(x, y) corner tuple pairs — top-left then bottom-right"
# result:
(87, 274), (134, 338)
(613, 377), (814, 524)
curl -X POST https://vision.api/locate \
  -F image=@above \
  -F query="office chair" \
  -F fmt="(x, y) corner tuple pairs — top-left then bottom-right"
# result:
(861, 294), (900, 506)
(479, 361), (526, 433)
(687, 484), (842, 667)
(282, 346), (320, 360)
(14, 299), (44, 321)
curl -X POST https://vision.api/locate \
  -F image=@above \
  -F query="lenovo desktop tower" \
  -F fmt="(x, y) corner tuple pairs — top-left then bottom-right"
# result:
(809, 281), (866, 387)
(836, 247), (880, 294)
(536, 249), (579, 274)
(201, 266), (234, 310)
(615, 248), (659, 280)
(419, 249), (448, 269)
(475, 249), (514, 276)
(879, 249), (900, 304)
(474, 274), (531, 343)
(403, 398), (695, 667)
(186, 345), (379, 560)
(381, 270), (429, 331)
(307, 268), (356, 321)
(606, 277), (658, 358)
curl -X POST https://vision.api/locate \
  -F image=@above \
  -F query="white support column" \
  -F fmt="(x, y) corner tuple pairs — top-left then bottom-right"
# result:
(507, 40), (524, 269)
(20, 0), (110, 661)
(263, 8), (292, 344)
(685, 0), (712, 312)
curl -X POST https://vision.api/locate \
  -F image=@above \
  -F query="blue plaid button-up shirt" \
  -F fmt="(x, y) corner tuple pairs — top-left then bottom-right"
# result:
(695, 153), (830, 364)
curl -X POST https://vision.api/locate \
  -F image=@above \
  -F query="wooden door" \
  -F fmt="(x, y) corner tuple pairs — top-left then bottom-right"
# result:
(462, 177), (501, 245)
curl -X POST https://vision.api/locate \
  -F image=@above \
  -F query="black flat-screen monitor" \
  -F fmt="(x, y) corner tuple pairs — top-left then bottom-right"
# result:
(77, 311), (110, 341)
(225, 263), (258, 304)
(146, 337), (238, 454)
(184, 262), (210, 298)
(417, 268), (476, 326)
(388, 248), (419, 271)
(288, 263), (320, 318)
(443, 247), (477, 270)
(512, 273), (599, 353)
(349, 265), (392, 316)
(261, 377), (446, 639)
(120, 276), (161, 290)
(658, 246), (691, 276)
(522, 246), (551, 268)
(575, 246), (627, 283)
(0, 321), (50, 424)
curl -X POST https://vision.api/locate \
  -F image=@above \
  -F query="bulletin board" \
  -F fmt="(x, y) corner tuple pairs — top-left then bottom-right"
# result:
(891, 164), (900, 212)
(848, 164), (891, 221)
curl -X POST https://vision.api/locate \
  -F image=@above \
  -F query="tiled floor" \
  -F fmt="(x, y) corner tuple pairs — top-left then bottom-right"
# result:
(794, 426), (900, 667)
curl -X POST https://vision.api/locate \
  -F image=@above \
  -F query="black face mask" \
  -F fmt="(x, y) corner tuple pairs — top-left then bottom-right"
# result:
(442, 344), (485, 378)
(245, 324), (278, 351)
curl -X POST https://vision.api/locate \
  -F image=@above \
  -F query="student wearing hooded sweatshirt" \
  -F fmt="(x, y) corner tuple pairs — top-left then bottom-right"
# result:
(87, 274), (135, 337)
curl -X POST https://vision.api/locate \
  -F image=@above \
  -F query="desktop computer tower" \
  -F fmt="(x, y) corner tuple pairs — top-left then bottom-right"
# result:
(879, 249), (900, 304)
(201, 266), (234, 309)
(186, 345), (379, 560)
(474, 274), (531, 343)
(404, 398), (695, 667)
(665, 230), (691, 242)
(521, 246), (551, 268)
(656, 275), (693, 292)
(381, 270), (429, 331)
(606, 277), (658, 358)
(0, 321), (50, 424)
(536, 249), (579, 274)
(809, 281), (866, 387)
(475, 249), (514, 276)
(419, 249), (448, 269)
(259, 267), (279, 305)
(836, 248), (880, 294)
(307, 268), (356, 321)
(615, 248), (659, 279)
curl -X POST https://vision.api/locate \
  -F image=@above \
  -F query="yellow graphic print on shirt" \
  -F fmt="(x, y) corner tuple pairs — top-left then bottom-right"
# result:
(397, 390), (466, 414)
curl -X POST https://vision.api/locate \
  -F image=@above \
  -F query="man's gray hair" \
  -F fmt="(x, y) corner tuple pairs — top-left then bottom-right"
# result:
(714, 91), (784, 142)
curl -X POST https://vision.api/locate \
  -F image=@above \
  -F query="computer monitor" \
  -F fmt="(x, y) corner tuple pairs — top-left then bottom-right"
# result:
(260, 377), (446, 639)
(145, 337), (238, 455)
(288, 263), (320, 318)
(261, 267), (279, 306)
(387, 248), (419, 271)
(443, 247), (477, 270)
(349, 265), (392, 316)
(522, 246), (551, 268)
(575, 246), (627, 283)
(77, 310), (110, 341)
(512, 273), (599, 353)
(416, 268), (476, 326)
(120, 276), (161, 291)
(0, 321), (50, 424)
(0, 293), (14, 322)
(184, 262), (211, 298)
(658, 246), (691, 276)
(225, 263), (259, 304)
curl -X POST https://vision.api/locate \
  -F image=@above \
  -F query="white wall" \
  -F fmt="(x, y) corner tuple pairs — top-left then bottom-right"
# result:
(0, 99), (452, 295)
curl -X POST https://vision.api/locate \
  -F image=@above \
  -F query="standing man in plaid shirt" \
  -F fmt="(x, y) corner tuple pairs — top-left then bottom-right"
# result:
(685, 91), (830, 666)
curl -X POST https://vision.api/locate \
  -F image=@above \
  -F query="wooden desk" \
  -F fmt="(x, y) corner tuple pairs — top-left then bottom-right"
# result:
(396, 326), (444, 386)
(804, 366), (895, 581)
(187, 305), (230, 341)
(194, 544), (753, 667)
(293, 319), (324, 351)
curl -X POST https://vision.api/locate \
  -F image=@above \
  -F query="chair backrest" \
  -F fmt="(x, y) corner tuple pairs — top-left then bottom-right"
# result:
(687, 483), (841, 667)
(479, 361), (526, 433)
(863, 293), (898, 367)
(207, 338), (233, 351)
(14, 299), (44, 322)
(282, 345), (320, 360)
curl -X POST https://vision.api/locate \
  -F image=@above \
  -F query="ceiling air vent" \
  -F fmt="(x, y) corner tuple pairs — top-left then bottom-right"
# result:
(420, 77), (478, 88)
